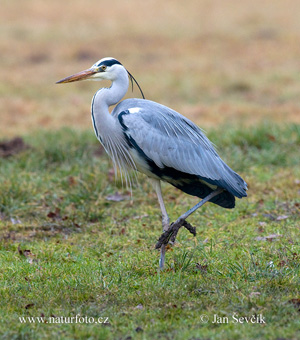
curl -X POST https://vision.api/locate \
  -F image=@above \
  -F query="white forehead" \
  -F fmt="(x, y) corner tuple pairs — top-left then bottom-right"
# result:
(92, 57), (122, 68)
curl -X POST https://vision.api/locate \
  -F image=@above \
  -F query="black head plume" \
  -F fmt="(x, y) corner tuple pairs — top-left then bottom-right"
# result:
(127, 70), (145, 99)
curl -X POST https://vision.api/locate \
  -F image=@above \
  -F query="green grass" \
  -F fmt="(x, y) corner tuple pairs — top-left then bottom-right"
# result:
(0, 123), (300, 340)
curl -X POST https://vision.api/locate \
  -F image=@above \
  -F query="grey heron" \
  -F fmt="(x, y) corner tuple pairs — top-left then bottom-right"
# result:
(57, 57), (247, 269)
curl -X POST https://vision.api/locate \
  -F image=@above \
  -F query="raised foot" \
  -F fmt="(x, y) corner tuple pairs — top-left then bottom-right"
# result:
(155, 220), (196, 250)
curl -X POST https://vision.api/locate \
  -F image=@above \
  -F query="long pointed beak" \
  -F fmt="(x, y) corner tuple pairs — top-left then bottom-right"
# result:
(56, 68), (98, 84)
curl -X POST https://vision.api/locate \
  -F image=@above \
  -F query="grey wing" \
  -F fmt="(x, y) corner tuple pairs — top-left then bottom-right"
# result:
(114, 99), (247, 198)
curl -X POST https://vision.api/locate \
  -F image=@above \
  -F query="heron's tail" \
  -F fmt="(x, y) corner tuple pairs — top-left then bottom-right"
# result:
(171, 179), (238, 209)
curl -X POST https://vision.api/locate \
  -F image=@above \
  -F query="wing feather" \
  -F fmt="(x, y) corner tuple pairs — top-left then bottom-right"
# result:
(113, 98), (247, 198)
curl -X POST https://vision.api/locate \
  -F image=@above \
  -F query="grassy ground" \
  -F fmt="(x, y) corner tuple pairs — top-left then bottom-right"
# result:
(0, 124), (299, 340)
(1, 0), (300, 339)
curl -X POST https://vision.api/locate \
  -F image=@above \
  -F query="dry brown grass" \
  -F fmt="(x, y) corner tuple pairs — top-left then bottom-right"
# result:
(1, 0), (300, 136)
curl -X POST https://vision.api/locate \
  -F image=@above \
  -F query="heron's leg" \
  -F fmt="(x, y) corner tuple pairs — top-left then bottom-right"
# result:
(149, 178), (170, 269)
(156, 188), (224, 249)
(175, 188), (224, 225)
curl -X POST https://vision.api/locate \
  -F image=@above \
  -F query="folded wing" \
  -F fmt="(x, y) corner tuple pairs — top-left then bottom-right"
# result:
(113, 99), (247, 202)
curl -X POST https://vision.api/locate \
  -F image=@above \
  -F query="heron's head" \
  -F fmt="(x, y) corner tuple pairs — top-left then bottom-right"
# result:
(56, 57), (144, 98)
(56, 57), (125, 83)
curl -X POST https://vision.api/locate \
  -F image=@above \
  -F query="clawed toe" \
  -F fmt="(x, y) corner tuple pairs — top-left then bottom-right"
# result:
(155, 220), (196, 250)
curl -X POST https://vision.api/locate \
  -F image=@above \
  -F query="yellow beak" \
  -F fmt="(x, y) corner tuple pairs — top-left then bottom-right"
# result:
(56, 68), (98, 84)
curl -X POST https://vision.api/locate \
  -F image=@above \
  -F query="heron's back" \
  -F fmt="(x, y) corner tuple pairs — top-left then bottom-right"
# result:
(112, 98), (247, 208)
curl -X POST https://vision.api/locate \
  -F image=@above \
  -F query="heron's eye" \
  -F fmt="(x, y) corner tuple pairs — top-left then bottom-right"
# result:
(100, 65), (107, 71)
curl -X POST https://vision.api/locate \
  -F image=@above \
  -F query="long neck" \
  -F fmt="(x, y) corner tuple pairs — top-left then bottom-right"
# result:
(94, 69), (129, 108)
(91, 70), (137, 184)
(91, 70), (129, 140)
